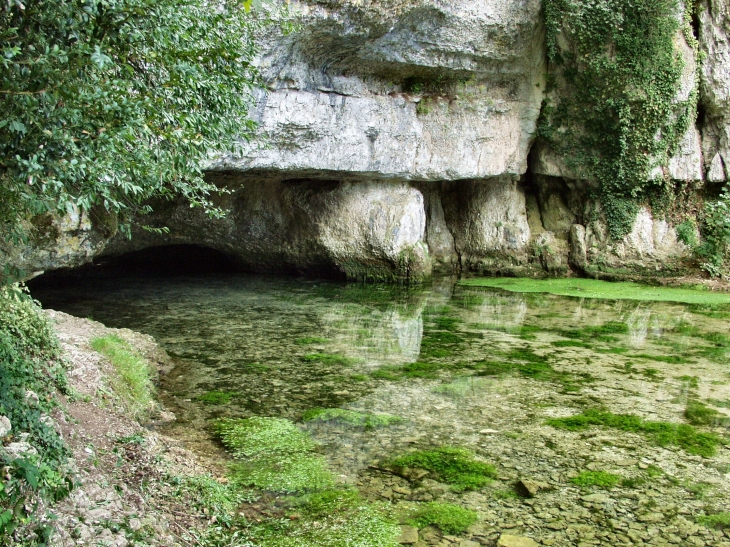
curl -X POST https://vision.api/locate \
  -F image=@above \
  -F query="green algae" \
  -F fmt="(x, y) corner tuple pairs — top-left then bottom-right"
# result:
(461, 278), (730, 305)
(295, 337), (329, 345)
(195, 390), (236, 405)
(215, 417), (334, 493)
(302, 408), (404, 428)
(546, 409), (725, 457)
(406, 502), (478, 534)
(387, 446), (496, 492)
(302, 352), (360, 367)
(684, 401), (730, 427)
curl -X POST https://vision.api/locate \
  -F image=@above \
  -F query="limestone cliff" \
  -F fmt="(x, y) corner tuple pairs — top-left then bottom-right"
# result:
(3, 0), (730, 282)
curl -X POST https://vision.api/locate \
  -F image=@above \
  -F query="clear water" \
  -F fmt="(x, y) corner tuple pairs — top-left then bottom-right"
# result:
(31, 273), (730, 545)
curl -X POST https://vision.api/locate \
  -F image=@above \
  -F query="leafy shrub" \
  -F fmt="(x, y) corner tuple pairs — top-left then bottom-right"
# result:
(698, 186), (730, 277)
(0, 285), (72, 543)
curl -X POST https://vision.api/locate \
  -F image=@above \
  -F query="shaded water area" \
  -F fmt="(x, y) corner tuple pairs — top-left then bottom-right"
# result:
(31, 267), (730, 546)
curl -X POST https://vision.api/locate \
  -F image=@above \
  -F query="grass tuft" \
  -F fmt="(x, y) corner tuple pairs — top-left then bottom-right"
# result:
(302, 353), (359, 367)
(255, 488), (400, 547)
(91, 335), (154, 420)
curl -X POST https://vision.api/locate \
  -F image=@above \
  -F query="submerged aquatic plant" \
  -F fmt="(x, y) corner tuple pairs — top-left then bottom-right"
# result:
(302, 408), (404, 428)
(254, 488), (400, 547)
(215, 417), (333, 493)
(547, 408), (725, 457)
(387, 446), (496, 492)
(195, 390), (236, 405)
(571, 471), (622, 489)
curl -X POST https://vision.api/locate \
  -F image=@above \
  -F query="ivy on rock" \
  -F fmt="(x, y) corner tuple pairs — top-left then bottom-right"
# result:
(540, 0), (696, 239)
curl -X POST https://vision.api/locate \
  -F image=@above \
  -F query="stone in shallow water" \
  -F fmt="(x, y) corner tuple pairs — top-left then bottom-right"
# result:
(497, 534), (539, 547)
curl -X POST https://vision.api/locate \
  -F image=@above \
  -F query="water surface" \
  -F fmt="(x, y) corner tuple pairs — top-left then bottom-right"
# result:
(31, 273), (730, 546)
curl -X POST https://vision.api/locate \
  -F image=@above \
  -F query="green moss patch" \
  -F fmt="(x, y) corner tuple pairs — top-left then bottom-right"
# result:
(406, 502), (478, 534)
(571, 471), (622, 489)
(302, 408), (404, 428)
(546, 408), (724, 457)
(215, 417), (334, 493)
(460, 278), (730, 306)
(387, 447), (496, 492)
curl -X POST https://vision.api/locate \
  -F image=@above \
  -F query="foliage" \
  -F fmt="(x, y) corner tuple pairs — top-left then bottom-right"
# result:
(215, 417), (333, 493)
(387, 446), (496, 492)
(676, 219), (698, 247)
(406, 502), (478, 534)
(546, 408), (724, 457)
(90, 335), (154, 420)
(0, 0), (271, 240)
(697, 186), (730, 277)
(571, 471), (622, 489)
(541, 0), (694, 239)
(301, 408), (404, 429)
(0, 284), (72, 544)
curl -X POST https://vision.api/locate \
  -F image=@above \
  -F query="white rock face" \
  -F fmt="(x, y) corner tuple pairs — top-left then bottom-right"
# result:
(584, 207), (690, 271)
(0, 416), (11, 437)
(699, 0), (730, 181)
(440, 177), (531, 268)
(0, 206), (108, 281)
(214, 0), (546, 180)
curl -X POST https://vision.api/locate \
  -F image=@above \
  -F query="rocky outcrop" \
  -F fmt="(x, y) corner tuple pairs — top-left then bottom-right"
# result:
(5, 0), (730, 282)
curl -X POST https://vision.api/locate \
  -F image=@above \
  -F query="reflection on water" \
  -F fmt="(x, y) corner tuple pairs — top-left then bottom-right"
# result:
(31, 273), (730, 546)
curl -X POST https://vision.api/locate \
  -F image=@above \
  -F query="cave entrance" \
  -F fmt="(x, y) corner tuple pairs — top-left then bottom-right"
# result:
(28, 244), (245, 292)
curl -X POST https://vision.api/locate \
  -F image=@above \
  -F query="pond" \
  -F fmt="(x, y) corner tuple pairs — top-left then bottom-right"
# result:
(31, 272), (730, 546)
